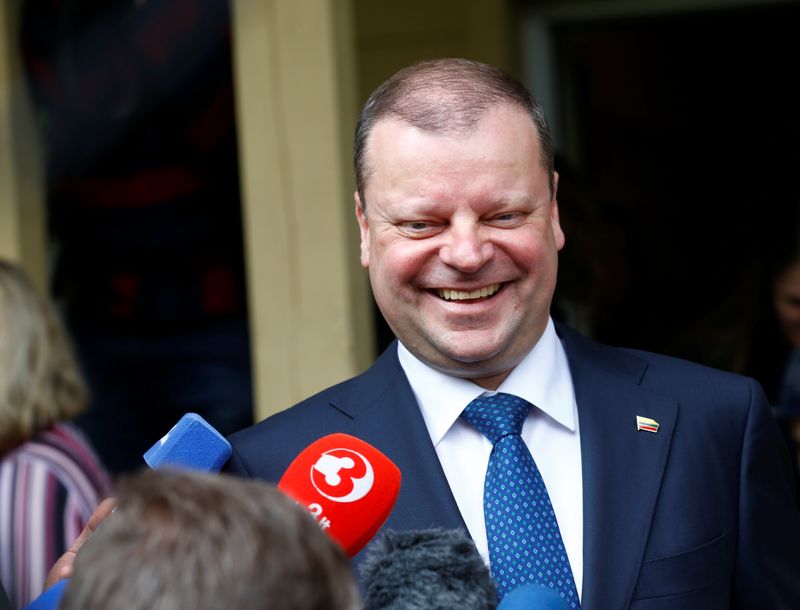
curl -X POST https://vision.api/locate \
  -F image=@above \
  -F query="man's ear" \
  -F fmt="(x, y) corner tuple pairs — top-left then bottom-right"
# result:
(355, 192), (369, 268)
(550, 171), (565, 251)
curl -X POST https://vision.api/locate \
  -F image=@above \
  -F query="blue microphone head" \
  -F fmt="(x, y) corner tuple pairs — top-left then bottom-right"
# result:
(497, 584), (570, 610)
(143, 413), (232, 473)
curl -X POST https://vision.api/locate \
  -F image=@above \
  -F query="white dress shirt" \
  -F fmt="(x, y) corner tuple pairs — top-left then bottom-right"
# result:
(397, 318), (583, 598)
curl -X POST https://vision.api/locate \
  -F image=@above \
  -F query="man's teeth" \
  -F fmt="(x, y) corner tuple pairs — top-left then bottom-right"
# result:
(437, 283), (502, 301)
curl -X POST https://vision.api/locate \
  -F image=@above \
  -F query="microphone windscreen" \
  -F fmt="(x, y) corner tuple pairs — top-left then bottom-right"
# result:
(278, 433), (401, 557)
(143, 413), (231, 473)
(497, 584), (570, 610)
(22, 580), (69, 610)
(360, 528), (497, 610)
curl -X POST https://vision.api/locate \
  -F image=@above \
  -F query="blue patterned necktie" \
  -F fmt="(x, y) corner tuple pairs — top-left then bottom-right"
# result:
(461, 392), (580, 607)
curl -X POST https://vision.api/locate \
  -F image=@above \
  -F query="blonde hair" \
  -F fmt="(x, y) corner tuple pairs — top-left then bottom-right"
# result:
(0, 261), (88, 454)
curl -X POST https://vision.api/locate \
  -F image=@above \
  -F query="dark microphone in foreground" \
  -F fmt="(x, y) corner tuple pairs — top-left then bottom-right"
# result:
(277, 433), (401, 557)
(143, 412), (232, 472)
(359, 528), (497, 610)
(497, 584), (570, 610)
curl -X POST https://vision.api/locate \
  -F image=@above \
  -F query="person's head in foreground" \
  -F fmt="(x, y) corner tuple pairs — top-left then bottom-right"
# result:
(60, 469), (360, 610)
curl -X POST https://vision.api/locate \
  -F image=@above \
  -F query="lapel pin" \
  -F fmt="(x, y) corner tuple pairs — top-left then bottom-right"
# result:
(636, 416), (660, 433)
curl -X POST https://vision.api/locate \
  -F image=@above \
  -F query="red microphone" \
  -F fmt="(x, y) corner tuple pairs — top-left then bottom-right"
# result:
(277, 433), (401, 557)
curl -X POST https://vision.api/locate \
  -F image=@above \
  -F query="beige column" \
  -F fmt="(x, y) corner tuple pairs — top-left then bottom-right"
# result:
(231, 0), (373, 420)
(353, 0), (511, 99)
(0, 0), (46, 290)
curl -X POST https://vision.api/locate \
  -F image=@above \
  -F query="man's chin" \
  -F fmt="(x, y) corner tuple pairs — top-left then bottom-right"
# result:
(421, 344), (521, 383)
(436, 358), (519, 390)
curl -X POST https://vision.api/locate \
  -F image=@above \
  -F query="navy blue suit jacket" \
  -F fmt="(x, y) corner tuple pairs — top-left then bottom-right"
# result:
(227, 325), (800, 609)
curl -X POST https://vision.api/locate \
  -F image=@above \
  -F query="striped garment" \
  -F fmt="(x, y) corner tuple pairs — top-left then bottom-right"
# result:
(0, 423), (111, 609)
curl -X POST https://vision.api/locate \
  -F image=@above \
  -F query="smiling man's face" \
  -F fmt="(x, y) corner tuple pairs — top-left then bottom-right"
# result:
(356, 103), (564, 389)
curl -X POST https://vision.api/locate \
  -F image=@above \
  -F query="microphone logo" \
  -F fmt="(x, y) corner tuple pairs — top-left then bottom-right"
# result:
(310, 448), (374, 503)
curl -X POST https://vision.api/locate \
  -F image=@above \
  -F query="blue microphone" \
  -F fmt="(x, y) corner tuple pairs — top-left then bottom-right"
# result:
(497, 584), (570, 610)
(23, 414), (232, 610)
(143, 413), (231, 472)
(21, 581), (68, 610)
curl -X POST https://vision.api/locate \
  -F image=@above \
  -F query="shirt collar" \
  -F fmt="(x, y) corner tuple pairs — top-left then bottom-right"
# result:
(398, 318), (576, 446)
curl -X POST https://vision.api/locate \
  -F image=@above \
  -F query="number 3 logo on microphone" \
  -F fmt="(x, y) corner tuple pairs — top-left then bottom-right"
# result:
(310, 448), (374, 503)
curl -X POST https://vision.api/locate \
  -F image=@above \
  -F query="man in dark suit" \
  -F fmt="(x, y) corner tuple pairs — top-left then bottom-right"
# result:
(227, 58), (800, 609)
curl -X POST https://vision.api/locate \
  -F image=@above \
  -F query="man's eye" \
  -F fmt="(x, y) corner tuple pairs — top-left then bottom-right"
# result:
(400, 221), (438, 233)
(397, 220), (443, 238)
(492, 213), (523, 225)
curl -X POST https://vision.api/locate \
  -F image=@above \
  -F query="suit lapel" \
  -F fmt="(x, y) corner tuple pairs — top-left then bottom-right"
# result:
(560, 328), (678, 610)
(331, 343), (467, 536)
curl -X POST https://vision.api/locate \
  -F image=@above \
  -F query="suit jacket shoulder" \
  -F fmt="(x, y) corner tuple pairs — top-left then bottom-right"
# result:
(226, 342), (467, 540)
(226, 343), (405, 481)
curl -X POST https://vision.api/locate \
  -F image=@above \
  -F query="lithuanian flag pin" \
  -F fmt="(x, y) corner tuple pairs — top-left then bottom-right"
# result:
(636, 416), (660, 433)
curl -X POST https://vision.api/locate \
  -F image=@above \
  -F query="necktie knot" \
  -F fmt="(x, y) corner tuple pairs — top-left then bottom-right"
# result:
(461, 392), (531, 445)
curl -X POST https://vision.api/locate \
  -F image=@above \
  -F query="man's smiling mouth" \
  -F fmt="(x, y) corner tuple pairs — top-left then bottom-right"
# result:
(435, 282), (505, 301)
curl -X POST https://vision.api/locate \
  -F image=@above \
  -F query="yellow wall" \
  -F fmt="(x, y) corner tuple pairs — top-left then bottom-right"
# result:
(0, 0), (46, 291)
(231, 0), (372, 420)
(354, 0), (512, 100)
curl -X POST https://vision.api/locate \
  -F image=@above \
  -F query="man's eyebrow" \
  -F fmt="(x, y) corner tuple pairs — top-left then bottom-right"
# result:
(491, 193), (533, 206)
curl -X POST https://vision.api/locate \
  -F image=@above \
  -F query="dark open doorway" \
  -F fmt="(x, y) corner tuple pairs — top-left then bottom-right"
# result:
(540, 2), (800, 397)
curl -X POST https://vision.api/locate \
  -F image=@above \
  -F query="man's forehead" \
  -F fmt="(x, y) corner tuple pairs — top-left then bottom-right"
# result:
(366, 107), (538, 166)
(370, 101), (534, 140)
(358, 103), (547, 201)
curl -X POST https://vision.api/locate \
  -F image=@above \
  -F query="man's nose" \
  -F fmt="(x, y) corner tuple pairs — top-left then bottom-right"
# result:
(438, 224), (494, 273)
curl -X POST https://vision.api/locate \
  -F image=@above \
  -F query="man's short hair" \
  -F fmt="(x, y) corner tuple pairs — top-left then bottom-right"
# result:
(354, 57), (555, 207)
(60, 469), (359, 610)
